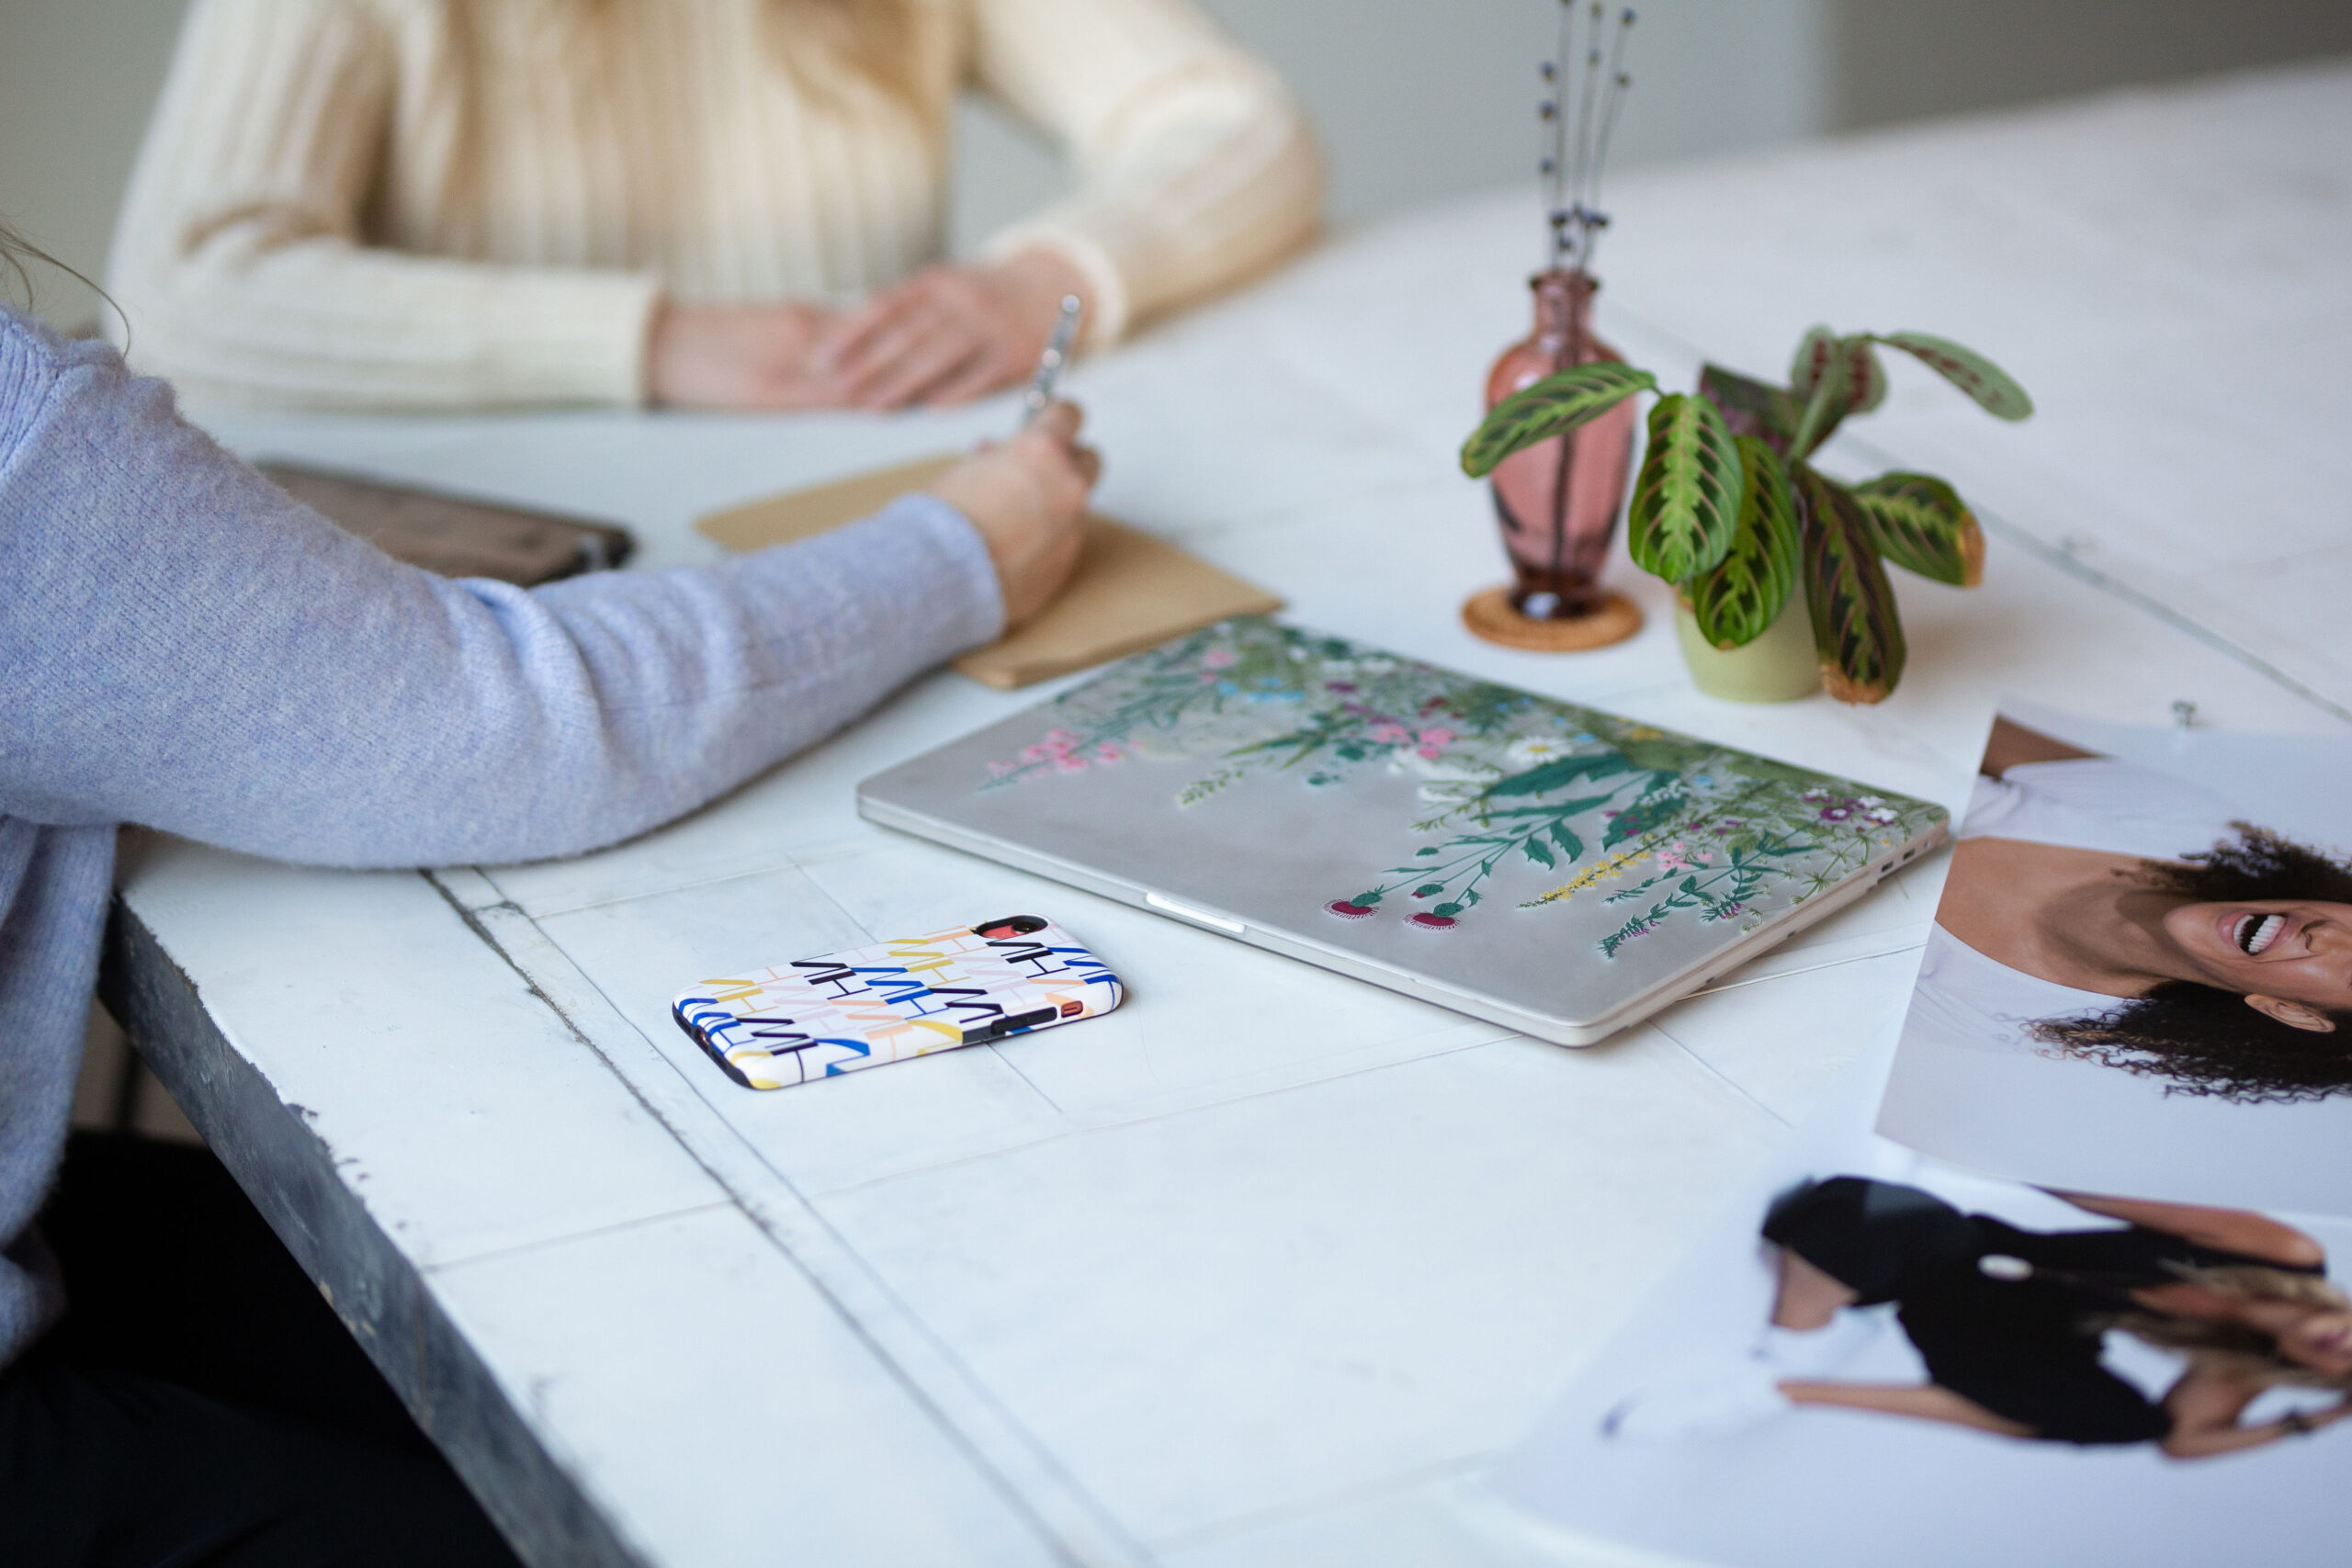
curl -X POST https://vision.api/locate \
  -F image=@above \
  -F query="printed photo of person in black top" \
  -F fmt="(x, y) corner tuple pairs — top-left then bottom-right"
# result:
(1610, 1176), (2352, 1456)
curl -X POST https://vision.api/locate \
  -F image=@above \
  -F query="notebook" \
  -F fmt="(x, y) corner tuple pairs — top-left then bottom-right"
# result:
(858, 617), (1949, 1044)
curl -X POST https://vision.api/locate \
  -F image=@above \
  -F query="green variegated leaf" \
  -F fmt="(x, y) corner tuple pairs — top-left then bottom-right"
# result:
(1460, 362), (1658, 478)
(1841, 337), (1888, 415)
(1787, 330), (1888, 454)
(1698, 363), (1799, 450)
(1797, 467), (1906, 705)
(1852, 471), (1984, 588)
(1789, 325), (1841, 403)
(1869, 332), (2034, 420)
(1685, 437), (1801, 649)
(1627, 392), (1742, 583)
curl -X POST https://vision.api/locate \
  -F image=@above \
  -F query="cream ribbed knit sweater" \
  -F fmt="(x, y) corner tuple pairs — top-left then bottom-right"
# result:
(107, 0), (1321, 410)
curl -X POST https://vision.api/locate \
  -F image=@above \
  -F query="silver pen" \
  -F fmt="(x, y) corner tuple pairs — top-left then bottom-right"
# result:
(1019, 294), (1083, 430)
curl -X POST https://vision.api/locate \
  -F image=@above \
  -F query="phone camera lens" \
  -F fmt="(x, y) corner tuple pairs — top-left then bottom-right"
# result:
(973, 914), (1048, 937)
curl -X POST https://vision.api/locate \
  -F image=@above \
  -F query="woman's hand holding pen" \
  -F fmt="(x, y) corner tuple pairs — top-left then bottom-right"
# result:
(927, 401), (1101, 628)
(816, 251), (1094, 410)
(648, 287), (1102, 624)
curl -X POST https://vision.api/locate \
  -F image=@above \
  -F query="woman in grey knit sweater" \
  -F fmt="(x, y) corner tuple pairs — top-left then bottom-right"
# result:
(0, 227), (1097, 1562)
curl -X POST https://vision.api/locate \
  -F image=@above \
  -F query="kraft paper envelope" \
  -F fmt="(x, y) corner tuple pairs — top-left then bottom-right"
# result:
(696, 453), (1284, 690)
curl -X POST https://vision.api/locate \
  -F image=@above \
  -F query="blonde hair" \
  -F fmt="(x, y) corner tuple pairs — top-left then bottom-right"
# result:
(2107, 1264), (2352, 1392)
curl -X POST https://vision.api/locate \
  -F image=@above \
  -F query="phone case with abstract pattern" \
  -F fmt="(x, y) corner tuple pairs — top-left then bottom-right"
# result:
(672, 916), (1124, 1089)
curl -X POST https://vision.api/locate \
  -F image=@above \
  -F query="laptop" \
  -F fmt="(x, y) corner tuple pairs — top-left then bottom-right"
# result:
(858, 618), (1947, 1045)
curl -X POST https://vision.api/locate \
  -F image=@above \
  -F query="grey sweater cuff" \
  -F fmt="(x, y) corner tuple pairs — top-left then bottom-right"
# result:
(744, 491), (1006, 678)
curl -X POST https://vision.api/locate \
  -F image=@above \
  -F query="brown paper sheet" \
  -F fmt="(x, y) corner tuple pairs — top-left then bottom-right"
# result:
(696, 454), (1283, 689)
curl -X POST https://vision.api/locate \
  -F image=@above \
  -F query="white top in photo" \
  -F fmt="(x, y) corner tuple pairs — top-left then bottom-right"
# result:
(1905, 756), (2241, 1055)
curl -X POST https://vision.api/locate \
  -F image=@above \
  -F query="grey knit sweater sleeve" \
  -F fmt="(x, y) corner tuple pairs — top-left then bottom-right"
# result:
(0, 309), (1002, 1365)
(0, 312), (1003, 862)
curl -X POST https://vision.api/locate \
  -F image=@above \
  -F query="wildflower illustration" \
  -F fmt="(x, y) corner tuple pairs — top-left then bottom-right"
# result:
(981, 619), (1939, 955)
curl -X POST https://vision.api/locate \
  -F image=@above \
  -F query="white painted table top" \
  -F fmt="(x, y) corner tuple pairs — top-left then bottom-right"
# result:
(130, 61), (2352, 1568)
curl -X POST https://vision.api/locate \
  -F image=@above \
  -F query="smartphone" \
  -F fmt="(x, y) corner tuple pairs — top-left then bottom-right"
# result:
(672, 916), (1124, 1089)
(258, 462), (633, 584)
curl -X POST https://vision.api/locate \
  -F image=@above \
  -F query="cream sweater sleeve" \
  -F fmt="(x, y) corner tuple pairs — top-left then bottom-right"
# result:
(107, 0), (659, 411)
(970, 0), (1325, 344)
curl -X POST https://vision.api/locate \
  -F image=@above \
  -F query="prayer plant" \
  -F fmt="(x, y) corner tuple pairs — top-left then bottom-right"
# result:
(1460, 327), (2032, 703)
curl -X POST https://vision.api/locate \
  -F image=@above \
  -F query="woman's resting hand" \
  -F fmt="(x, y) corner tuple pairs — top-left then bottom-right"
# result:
(646, 300), (847, 409)
(817, 250), (1094, 410)
(645, 251), (1091, 412)
(927, 400), (1101, 628)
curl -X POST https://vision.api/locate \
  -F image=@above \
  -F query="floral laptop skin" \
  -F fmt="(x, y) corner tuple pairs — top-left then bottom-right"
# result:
(859, 618), (1946, 1044)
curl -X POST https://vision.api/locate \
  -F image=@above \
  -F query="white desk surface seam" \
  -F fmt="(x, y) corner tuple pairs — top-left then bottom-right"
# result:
(436, 877), (1161, 1568)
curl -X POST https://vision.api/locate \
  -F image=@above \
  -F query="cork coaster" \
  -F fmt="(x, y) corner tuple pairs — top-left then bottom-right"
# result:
(1461, 586), (1644, 652)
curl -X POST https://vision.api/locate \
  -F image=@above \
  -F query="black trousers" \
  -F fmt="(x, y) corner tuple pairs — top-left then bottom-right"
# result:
(0, 1134), (522, 1568)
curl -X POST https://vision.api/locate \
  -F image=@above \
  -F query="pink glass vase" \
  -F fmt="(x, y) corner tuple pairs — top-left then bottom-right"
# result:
(1483, 270), (1638, 619)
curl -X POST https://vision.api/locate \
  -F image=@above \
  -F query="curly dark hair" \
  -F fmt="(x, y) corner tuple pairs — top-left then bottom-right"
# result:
(2029, 824), (2352, 1103)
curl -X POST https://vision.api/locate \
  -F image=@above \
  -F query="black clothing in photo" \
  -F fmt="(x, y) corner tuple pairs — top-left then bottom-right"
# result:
(1763, 1176), (2322, 1445)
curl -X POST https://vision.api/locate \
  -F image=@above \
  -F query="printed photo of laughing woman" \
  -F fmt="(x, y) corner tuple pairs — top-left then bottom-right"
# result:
(1879, 706), (2352, 1217)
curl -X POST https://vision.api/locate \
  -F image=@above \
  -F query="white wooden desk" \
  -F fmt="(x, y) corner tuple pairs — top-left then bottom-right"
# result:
(106, 62), (2352, 1568)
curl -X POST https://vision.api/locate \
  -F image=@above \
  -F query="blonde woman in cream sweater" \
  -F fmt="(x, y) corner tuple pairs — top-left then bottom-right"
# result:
(108, 0), (1322, 412)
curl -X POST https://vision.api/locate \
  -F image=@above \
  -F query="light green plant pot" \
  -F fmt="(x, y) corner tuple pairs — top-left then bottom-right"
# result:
(1673, 597), (1821, 703)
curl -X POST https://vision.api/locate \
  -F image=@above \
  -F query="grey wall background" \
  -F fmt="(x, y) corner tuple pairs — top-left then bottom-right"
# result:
(0, 0), (191, 328)
(1828, 0), (2352, 128)
(5, 0), (2350, 332)
(945, 0), (1831, 256)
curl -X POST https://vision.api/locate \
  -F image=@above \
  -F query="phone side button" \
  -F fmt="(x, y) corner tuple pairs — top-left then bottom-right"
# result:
(974, 1007), (1058, 1042)
(1144, 893), (1246, 934)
